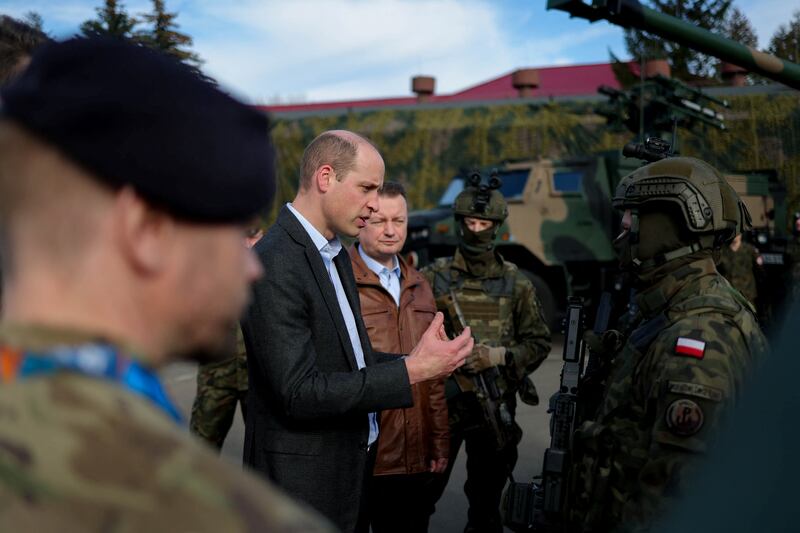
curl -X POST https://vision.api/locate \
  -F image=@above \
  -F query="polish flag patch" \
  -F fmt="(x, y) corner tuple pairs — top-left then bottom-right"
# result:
(675, 337), (706, 358)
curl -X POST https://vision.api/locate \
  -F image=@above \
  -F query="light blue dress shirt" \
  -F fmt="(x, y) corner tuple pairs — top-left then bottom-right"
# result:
(358, 244), (402, 307)
(286, 203), (378, 446)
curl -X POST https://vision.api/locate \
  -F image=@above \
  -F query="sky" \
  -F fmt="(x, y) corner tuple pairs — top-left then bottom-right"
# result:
(0, 0), (797, 104)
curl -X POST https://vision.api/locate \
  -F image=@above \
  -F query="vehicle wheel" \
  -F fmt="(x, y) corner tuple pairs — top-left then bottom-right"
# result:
(520, 270), (557, 330)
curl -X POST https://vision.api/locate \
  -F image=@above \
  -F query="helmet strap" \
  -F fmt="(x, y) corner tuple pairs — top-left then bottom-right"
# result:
(635, 242), (704, 271)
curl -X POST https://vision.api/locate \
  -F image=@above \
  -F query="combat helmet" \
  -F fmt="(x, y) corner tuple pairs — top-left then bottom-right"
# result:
(613, 156), (751, 270)
(453, 170), (508, 222)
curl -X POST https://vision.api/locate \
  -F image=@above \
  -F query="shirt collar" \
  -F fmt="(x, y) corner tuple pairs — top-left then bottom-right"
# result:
(358, 244), (400, 279)
(286, 202), (340, 256)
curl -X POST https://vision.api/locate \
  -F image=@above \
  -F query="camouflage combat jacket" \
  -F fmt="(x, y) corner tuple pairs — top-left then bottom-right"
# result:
(196, 325), (249, 394)
(569, 256), (768, 532)
(422, 250), (551, 424)
(0, 323), (335, 533)
(717, 240), (758, 303)
(190, 325), (249, 448)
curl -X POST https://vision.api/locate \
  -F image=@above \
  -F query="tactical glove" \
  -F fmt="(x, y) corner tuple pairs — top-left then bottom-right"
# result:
(583, 329), (623, 356)
(464, 344), (506, 373)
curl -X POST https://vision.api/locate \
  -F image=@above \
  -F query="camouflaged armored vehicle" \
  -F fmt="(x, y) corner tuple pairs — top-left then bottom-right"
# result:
(725, 170), (790, 325)
(403, 152), (641, 326)
(404, 155), (790, 327)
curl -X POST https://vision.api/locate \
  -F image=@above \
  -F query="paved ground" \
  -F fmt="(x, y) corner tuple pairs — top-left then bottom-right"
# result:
(160, 338), (564, 533)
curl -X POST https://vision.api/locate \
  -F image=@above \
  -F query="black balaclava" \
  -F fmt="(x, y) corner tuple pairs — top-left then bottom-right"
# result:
(614, 204), (707, 287)
(458, 218), (498, 277)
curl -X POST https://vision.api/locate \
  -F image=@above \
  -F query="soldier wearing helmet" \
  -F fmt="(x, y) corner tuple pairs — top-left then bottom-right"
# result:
(423, 172), (551, 533)
(567, 157), (768, 532)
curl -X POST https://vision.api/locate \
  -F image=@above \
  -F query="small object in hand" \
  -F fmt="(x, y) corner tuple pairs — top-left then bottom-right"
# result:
(464, 344), (506, 373)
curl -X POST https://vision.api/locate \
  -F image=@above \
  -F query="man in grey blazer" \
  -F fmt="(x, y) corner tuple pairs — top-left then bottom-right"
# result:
(243, 130), (473, 533)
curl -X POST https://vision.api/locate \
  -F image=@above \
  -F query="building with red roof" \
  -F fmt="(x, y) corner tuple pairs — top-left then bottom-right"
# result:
(260, 61), (628, 117)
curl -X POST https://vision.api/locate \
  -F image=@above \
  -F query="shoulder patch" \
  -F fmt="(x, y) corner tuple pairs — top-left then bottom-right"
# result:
(675, 337), (705, 358)
(665, 398), (705, 436)
(668, 381), (723, 402)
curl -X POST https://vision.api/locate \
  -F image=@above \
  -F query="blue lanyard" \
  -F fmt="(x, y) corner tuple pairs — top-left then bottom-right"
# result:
(18, 344), (182, 423)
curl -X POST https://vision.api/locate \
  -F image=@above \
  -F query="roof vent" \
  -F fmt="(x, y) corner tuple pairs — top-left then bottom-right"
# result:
(644, 59), (671, 79)
(512, 68), (540, 97)
(721, 62), (747, 87)
(412, 76), (435, 103)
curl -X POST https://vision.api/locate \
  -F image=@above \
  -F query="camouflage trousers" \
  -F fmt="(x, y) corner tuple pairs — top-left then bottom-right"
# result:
(429, 391), (520, 533)
(189, 355), (248, 450)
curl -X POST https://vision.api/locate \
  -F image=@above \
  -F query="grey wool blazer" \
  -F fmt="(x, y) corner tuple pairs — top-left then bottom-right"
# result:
(242, 205), (413, 532)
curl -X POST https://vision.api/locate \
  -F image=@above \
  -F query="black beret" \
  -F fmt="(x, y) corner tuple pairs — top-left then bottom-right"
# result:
(0, 37), (275, 223)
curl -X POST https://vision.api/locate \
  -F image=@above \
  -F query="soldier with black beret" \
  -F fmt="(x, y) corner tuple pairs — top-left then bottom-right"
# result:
(0, 37), (334, 532)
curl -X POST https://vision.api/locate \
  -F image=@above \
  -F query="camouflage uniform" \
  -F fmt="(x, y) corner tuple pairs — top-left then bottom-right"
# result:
(570, 256), (767, 531)
(788, 212), (800, 304)
(0, 324), (335, 533)
(190, 325), (249, 449)
(568, 157), (769, 532)
(423, 172), (551, 533)
(716, 238), (758, 304)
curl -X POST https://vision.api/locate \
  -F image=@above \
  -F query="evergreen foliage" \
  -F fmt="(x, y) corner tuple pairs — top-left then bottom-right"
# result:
(79, 0), (202, 68)
(23, 12), (44, 32)
(769, 10), (800, 64)
(624, 0), (733, 81)
(722, 7), (757, 47)
(136, 0), (201, 66)
(720, 7), (760, 84)
(80, 0), (138, 39)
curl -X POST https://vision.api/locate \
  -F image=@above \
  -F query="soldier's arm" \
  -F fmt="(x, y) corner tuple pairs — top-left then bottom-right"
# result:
(506, 274), (551, 380)
(621, 317), (750, 528)
(420, 266), (437, 297)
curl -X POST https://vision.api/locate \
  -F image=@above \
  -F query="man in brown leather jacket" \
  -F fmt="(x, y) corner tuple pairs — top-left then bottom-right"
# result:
(348, 181), (449, 533)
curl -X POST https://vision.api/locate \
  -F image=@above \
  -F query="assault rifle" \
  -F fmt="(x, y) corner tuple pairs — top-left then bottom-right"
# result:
(504, 294), (614, 531)
(444, 289), (516, 451)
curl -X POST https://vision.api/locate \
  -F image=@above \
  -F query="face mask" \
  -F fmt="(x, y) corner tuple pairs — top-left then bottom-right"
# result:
(460, 222), (496, 253)
(458, 220), (498, 277)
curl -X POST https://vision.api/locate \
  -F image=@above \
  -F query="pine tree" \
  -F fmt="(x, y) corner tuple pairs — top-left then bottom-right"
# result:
(723, 7), (757, 48)
(769, 10), (800, 64)
(80, 0), (137, 39)
(624, 0), (733, 81)
(136, 0), (201, 66)
(23, 12), (44, 32)
(719, 6), (761, 84)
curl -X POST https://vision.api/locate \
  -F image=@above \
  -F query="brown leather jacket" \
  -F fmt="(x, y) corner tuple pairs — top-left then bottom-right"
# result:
(348, 245), (449, 475)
